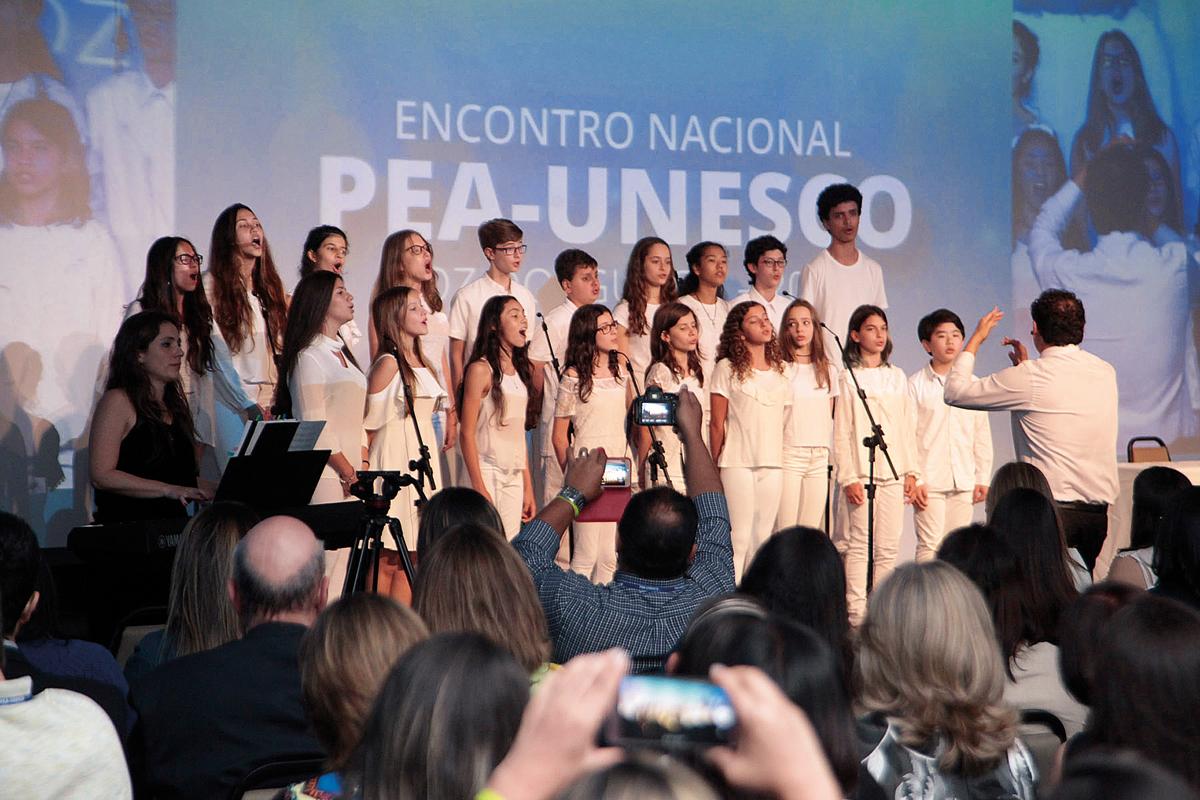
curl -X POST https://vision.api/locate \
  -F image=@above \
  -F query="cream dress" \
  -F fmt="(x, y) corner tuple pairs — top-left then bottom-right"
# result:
(364, 354), (446, 537)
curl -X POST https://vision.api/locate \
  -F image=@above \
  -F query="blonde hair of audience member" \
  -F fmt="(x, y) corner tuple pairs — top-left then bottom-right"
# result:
(412, 522), (550, 673)
(163, 501), (257, 659)
(556, 754), (720, 800)
(857, 561), (1018, 774)
(300, 593), (429, 770)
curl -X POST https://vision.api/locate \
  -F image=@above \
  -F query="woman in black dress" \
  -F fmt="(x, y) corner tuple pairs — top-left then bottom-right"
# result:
(89, 311), (210, 522)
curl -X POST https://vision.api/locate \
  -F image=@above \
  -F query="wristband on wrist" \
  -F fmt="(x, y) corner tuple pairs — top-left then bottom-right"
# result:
(557, 485), (587, 518)
(476, 790), (506, 800)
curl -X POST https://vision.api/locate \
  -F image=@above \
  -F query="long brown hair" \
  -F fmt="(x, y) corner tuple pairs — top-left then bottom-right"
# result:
(207, 203), (287, 355)
(454, 296), (534, 429)
(137, 236), (216, 376)
(620, 237), (678, 335)
(106, 311), (196, 443)
(273, 271), (361, 417)
(563, 304), (622, 402)
(373, 229), (443, 313)
(647, 302), (704, 387)
(372, 286), (432, 401)
(716, 301), (784, 382)
(780, 299), (832, 391)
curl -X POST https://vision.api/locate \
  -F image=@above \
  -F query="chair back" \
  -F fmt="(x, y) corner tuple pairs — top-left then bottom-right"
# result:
(228, 756), (326, 800)
(1018, 708), (1067, 796)
(1128, 436), (1170, 463)
(108, 605), (168, 669)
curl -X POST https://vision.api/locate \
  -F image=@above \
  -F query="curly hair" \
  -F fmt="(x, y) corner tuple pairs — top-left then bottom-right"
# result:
(647, 302), (704, 387)
(620, 237), (678, 336)
(857, 562), (1019, 775)
(207, 203), (287, 356)
(563, 304), (622, 402)
(455, 295), (535, 430)
(137, 236), (216, 376)
(715, 301), (784, 382)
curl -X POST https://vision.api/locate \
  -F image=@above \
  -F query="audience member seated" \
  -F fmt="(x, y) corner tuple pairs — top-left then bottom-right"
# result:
(1108, 467), (1190, 590)
(16, 557), (128, 697)
(125, 500), (258, 682)
(668, 596), (862, 796)
(1066, 594), (1200, 790)
(856, 562), (1037, 799)
(987, 462), (1090, 587)
(739, 525), (854, 692)
(339, 631), (529, 800)
(938, 524), (1088, 736)
(0, 588), (134, 797)
(129, 515), (328, 799)
(283, 593), (428, 800)
(513, 387), (734, 673)
(1148, 486), (1200, 610)
(416, 486), (505, 560)
(1054, 749), (1199, 800)
(1057, 582), (1140, 708)
(483, 649), (844, 800)
(0, 511), (128, 738)
(556, 754), (720, 800)
(413, 522), (551, 677)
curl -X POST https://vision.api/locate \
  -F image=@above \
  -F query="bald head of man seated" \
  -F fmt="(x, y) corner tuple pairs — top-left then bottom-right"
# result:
(229, 515), (328, 630)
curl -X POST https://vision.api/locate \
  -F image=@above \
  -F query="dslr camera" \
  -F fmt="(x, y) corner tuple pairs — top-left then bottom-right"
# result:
(632, 385), (678, 426)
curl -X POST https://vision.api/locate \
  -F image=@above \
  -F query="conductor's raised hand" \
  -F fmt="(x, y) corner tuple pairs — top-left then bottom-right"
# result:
(964, 306), (1004, 355)
(674, 385), (703, 438)
(563, 445), (607, 503)
(1001, 337), (1028, 366)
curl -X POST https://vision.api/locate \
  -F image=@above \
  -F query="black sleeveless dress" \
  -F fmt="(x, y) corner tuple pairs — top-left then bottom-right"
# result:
(93, 415), (197, 523)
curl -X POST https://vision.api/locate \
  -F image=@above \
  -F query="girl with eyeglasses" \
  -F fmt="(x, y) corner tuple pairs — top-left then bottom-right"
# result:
(299, 224), (364, 349)
(123, 236), (260, 479)
(553, 304), (634, 583)
(370, 230), (457, 474)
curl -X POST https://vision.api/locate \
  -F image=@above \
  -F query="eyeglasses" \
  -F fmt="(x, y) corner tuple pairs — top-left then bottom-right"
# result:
(597, 321), (619, 334)
(174, 253), (204, 267)
(758, 258), (787, 269)
(493, 244), (528, 256)
(406, 244), (432, 256)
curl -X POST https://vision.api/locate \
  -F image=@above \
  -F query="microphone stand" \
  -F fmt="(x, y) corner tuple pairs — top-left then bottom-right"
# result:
(620, 352), (673, 490)
(537, 312), (563, 380)
(401, 368), (437, 495)
(821, 322), (898, 592)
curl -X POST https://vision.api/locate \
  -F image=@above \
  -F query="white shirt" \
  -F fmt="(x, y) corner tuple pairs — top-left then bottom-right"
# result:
(730, 286), (792, 335)
(711, 360), (790, 469)
(527, 299), (578, 456)
(799, 249), (887, 360)
(908, 364), (992, 494)
(832, 364), (919, 486)
(85, 70), (175, 285)
(1029, 180), (1194, 445)
(613, 299), (659, 387)
(0, 221), (126, 444)
(0, 677), (132, 798)
(679, 294), (729, 378)
(447, 273), (538, 361)
(419, 293), (450, 391)
(291, 334), (368, 499)
(944, 346), (1118, 505)
(783, 361), (839, 448)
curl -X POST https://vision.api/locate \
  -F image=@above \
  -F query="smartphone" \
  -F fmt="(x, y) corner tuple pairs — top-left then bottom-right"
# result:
(602, 675), (737, 750)
(602, 457), (632, 487)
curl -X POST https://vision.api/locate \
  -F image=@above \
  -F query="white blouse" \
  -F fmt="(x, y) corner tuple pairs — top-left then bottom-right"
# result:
(679, 294), (729, 376)
(710, 359), (790, 469)
(475, 370), (528, 472)
(291, 334), (368, 503)
(783, 361), (839, 449)
(832, 364), (919, 486)
(555, 372), (630, 458)
(613, 299), (659, 388)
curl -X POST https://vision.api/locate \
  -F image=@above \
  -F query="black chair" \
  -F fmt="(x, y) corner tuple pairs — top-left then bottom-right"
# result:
(108, 605), (168, 669)
(228, 756), (326, 800)
(1019, 708), (1067, 798)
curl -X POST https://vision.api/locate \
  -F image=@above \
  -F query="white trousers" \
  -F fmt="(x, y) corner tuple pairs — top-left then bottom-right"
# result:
(570, 520), (617, 584)
(722, 466), (784, 583)
(913, 489), (975, 563)
(844, 480), (905, 624)
(776, 446), (830, 531)
(477, 460), (524, 540)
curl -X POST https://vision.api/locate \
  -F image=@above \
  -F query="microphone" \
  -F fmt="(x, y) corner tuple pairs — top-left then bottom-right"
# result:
(780, 289), (795, 298)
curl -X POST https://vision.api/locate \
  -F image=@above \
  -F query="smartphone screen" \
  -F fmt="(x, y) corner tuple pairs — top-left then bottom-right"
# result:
(603, 675), (737, 749)
(602, 458), (632, 487)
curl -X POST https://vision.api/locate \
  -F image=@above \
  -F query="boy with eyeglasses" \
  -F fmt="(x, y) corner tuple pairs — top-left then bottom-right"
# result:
(447, 218), (539, 395)
(731, 235), (792, 333)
